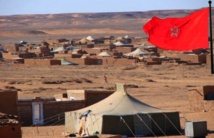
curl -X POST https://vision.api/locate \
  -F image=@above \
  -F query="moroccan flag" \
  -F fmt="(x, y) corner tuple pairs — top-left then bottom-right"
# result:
(143, 8), (209, 51)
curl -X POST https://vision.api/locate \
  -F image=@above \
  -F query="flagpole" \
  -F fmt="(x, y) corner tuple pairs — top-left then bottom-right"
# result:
(209, 0), (214, 74)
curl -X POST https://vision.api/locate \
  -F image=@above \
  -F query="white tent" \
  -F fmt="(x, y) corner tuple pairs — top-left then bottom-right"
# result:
(113, 41), (125, 46)
(65, 84), (181, 137)
(53, 46), (65, 53)
(124, 35), (129, 39)
(86, 36), (94, 41)
(60, 58), (78, 65)
(124, 48), (150, 57)
(98, 51), (111, 57)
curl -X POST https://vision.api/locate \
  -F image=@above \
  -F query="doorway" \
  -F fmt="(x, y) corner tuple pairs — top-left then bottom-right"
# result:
(32, 102), (44, 125)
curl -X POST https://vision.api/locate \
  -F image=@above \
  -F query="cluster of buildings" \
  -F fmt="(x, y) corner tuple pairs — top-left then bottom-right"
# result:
(0, 35), (212, 66)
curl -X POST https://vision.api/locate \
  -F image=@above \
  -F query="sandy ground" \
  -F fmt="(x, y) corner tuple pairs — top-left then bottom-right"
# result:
(0, 61), (214, 137)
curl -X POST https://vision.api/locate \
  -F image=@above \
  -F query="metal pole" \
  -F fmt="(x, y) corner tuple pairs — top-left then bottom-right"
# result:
(209, 0), (214, 74)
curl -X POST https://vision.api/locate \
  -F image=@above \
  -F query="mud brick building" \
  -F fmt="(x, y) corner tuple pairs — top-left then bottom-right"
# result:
(24, 59), (61, 66)
(0, 90), (18, 115)
(0, 90), (21, 138)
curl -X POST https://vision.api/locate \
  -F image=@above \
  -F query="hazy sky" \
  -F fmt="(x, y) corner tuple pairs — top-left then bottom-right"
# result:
(0, 0), (210, 16)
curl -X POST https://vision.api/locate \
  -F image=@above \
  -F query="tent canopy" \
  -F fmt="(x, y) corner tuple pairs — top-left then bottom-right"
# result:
(53, 46), (65, 53)
(60, 58), (78, 65)
(124, 48), (150, 57)
(113, 41), (124, 46)
(73, 83), (162, 115)
(86, 36), (94, 41)
(98, 51), (111, 57)
(65, 84), (181, 137)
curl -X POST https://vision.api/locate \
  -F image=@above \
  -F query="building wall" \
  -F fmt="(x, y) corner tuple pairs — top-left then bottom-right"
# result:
(203, 85), (214, 95)
(18, 90), (114, 126)
(85, 58), (102, 65)
(94, 44), (115, 51)
(18, 100), (85, 126)
(42, 101), (85, 125)
(54, 53), (71, 58)
(115, 47), (136, 53)
(84, 90), (114, 106)
(2, 52), (19, 59)
(82, 48), (102, 55)
(0, 90), (18, 115)
(206, 54), (211, 65)
(65, 57), (101, 65)
(178, 54), (206, 63)
(17, 102), (32, 126)
(99, 57), (136, 65)
(0, 125), (22, 138)
(24, 59), (61, 66)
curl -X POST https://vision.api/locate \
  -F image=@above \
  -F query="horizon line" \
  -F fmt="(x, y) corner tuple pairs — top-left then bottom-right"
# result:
(0, 8), (203, 17)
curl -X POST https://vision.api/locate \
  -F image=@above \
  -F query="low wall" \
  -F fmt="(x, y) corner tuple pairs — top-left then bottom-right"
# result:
(61, 89), (114, 106)
(99, 57), (136, 65)
(18, 90), (114, 126)
(65, 57), (102, 65)
(84, 90), (114, 106)
(18, 100), (85, 126)
(178, 54), (206, 63)
(24, 59), (61, 66)
(82, 48), (102, 55)
(115, 47), (136, 53)
(54, 53), (72, 58)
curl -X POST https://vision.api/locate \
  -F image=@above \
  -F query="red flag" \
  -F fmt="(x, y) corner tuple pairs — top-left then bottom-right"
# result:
(143, 8), (209, 51)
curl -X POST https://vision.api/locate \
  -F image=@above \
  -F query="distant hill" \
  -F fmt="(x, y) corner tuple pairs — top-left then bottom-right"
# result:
(0, 9), (196, 29)
(0, 8), (212, 43)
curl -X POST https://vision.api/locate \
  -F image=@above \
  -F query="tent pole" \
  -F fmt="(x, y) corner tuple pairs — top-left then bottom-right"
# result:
(209, 0), (214, 74)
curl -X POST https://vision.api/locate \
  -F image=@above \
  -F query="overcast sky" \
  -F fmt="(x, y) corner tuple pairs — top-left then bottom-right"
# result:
(0, 0), (210, 16)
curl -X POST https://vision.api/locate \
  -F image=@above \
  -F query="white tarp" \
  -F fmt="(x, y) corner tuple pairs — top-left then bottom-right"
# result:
(113, 41), (124, 46)
(98, 51), (111, 57)
(86, 36), (94, 41)
(53, 46), (65, 53)
(124, 48), (150, 57)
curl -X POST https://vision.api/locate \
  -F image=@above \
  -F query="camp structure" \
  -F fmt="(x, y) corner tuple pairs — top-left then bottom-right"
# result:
(65, 83), (181, 137)
(86, 36), (95, 41)
(98, 51), (111, 57)
(124, 48), (150, 57)
(59, 58), (78, 65)
(52, 46), (65, 53)
(65, 46), (74, 51)
(113, 41), (125, 46)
